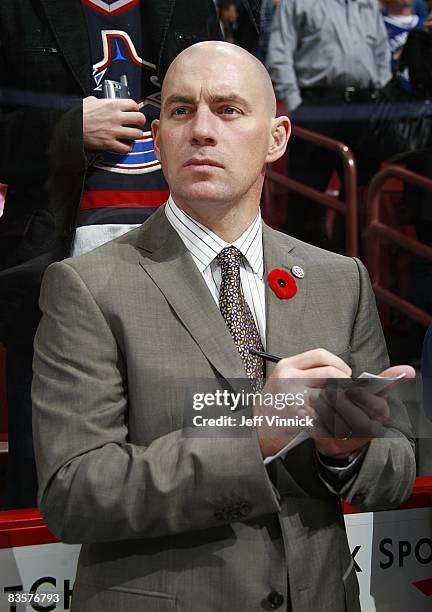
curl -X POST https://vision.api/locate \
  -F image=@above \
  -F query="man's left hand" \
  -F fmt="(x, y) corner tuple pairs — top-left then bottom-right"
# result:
(313, 365), (415, 459)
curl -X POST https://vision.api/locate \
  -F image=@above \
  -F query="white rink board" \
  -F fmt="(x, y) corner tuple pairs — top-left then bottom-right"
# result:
(0, 543), (80, 611)
(345, 507), (432, 611)
(0, 508), (431, 610)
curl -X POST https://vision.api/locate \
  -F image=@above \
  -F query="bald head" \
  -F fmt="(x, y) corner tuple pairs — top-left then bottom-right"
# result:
(151, 40), (290, 228)
(162, 41), (277, 118)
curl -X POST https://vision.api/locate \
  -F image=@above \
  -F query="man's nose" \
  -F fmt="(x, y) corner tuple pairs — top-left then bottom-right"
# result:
(190, 107), (217, 146)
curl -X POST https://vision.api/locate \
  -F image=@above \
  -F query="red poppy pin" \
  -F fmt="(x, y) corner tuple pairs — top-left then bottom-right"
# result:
(268, 268), (298, 300)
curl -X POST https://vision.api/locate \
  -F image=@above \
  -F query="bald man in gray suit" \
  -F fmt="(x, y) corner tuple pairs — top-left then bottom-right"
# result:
(32, 42), (416, 612)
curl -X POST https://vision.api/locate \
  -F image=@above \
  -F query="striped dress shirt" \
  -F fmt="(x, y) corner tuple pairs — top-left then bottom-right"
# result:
(165, 196), (266, 348)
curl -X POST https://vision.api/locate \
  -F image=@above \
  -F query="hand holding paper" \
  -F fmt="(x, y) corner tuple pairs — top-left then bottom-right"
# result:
(313, 365), (416, 459)
(251, 347), (415, 460)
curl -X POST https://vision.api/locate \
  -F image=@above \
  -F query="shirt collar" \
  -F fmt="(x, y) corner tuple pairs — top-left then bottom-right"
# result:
(165, 196), (264, 279)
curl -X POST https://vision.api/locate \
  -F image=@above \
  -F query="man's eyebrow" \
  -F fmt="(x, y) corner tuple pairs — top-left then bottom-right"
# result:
(163, 93), (252, 112)
(164, 94), (196, 107)
(209, 93), (252, 111)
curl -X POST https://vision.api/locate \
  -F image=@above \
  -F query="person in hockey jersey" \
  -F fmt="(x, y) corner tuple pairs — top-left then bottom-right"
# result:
(383, 0), (427, 79)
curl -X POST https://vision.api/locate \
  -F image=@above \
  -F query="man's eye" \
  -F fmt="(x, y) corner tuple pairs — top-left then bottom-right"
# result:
(173, 107), (189, 116)
(223, 107), (239, 114)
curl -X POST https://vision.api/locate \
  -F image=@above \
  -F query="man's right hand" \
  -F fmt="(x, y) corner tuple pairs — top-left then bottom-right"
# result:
(83, 96), (146, 154)
(254, 348), (351, 458)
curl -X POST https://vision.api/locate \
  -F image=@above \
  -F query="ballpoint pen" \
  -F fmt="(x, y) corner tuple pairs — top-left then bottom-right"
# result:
(249, 348), (283, 363)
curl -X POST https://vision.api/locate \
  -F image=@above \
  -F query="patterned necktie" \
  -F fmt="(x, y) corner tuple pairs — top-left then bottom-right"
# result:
(217, 246), (264, 391)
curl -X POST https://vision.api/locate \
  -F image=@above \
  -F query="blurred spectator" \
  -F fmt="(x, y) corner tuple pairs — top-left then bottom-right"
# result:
(383, 1), (427, 77)
(266, 0), (391, 243)
(386, 30), (432, 348)
(0, 0), (228, 510)
(364, 26), (432, 247)
(257, 0), (279, 61)
(267, 0), (390, 113)
(218, 1), (239, 43)
(365, 26), (432, 165)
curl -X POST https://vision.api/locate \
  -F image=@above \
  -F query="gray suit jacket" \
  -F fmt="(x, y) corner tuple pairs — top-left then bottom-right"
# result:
(32, 206), (416, 612)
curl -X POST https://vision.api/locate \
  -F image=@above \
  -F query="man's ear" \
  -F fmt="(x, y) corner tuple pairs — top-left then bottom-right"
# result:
(265, 116), (291, 164)
(151, 119), (161, 161)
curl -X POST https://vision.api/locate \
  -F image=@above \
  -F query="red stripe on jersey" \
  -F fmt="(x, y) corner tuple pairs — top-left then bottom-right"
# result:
(96, 32), (150, 71)
(80, 190), (169, 210)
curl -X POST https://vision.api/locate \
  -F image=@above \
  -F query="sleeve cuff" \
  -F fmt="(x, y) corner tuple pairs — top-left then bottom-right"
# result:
(316, 445), (368, 494)
(264, 432), (309, 465)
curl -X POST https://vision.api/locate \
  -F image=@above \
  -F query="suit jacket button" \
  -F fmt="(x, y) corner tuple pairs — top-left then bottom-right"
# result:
(267, 591), (284, 608)
(239, 501), (251, 517)
(231, 505), (241, 520)
(214, 508), (226, 521)
(215, 506), (233, 521)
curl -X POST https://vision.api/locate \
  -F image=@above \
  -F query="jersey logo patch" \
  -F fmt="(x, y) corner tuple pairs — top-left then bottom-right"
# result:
(91, 30), (160, 174)
(93, 30), (156, 88)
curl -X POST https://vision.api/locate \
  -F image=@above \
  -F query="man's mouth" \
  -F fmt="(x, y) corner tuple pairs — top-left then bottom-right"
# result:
(184, 158), (224, 169)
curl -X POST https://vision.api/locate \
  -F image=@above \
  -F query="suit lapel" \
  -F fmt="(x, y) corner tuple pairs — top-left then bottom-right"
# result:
(137, 212), (311, 385)
(137, 209), (251, 389)
(41, 0), (92, 95)
(263, 225), (309, 373)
